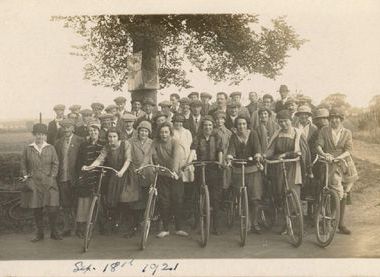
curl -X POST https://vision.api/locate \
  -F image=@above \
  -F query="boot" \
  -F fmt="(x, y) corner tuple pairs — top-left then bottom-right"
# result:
(338, 198), (351, 235)
(62, 208), (72, 237)
(31, 208), (44, 242)
(49, 209), (63, 240)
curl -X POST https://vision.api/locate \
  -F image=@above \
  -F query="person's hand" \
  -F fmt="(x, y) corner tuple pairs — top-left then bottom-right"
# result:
(172, 172), (179, 180)
(278, 153), (286, 160)
(324, 153), (334, 162)
(82, 165), (94, 171)
(308, 173), (314, 179)
(116, 171), (124, 178)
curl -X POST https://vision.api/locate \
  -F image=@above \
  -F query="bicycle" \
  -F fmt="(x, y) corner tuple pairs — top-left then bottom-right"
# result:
(227, 158), (250, 247)
(312, 154), (342, 247)
(265, 155), (304, 247)
(182, 160), (221, 247)
(81, 165), (118, 253)
(135, 164), (176, 250)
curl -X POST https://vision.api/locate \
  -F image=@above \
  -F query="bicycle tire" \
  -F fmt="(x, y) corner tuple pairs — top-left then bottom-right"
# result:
(140, 190), (157, 250)
(83, 196), (100, 253)
(284, 189), (303, 247)
(239, 188), (249, 247)
(8, 199), (34, 221)
(315, 189), (340, 247)
(199, 185), (210, 248)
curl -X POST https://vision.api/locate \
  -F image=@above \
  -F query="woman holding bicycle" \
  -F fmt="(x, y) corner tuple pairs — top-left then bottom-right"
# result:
(152, 122), (188, 238)
(316, 107), (358, 235)
(20, 123), (61, 242)
(75, 120), (104, 238)
(226, 116), (263, 234)
(191, 115), (224, 235)
(82, 127), (132, 232)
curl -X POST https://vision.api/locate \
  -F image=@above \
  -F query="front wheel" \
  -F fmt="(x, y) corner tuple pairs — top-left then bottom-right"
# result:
(83, 196), (100, 252)
(140, 190), (157, 250)
(239, 187), (249, 247)
(284, 189), (303, 248)
(199, 185), (210, 248)
(315, 189), (340, 247)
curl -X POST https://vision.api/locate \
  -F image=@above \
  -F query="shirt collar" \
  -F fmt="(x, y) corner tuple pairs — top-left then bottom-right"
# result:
(29, 141), (49, 153)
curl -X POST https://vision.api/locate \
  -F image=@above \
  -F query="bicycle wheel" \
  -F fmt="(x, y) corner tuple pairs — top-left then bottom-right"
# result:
(239, 188), (249, 247)
(8, 199), (34, 221)
(284, 189), (303, 247)
(140, 190), (157, 250)
(83, 196), (100, 252)
(315, 189), (340, 247)
(199, 185), (210, 248)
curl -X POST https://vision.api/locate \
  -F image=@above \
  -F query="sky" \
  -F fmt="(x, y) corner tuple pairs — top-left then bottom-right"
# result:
(0, 0), (379, 120)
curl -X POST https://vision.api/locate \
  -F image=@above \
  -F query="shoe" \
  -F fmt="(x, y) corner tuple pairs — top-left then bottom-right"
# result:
(31, 233), (44, 242)
(61, 230), (71, 237)
(251, 225), (262, 235)
(175, 230), (189, 237)
(156, 231), (170, 238)
(338, 226), (351, 235)
(50, 232), (63, 240)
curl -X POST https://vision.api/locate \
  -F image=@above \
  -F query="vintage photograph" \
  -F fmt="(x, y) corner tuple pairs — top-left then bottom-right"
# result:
(0, 0), (379, 276)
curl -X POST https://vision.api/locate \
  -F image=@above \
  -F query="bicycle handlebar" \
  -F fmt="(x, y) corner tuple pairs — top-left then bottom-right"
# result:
(312, 154), (348, 167)
(264, 157), (300, 164)
(181, 160), (222, 169)
(134, 164), (176, 178)
(84, 165), (118, 174)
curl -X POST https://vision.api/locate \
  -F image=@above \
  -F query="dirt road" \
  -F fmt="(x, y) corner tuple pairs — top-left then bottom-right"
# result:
(1, 139), (379, 260)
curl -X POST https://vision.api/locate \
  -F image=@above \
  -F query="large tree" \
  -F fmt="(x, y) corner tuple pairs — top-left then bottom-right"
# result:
(53, 14), (305, 91)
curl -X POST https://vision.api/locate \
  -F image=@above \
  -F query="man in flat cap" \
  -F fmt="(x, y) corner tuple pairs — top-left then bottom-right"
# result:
(98, 113), (113, 143)
(188, 99), (204, 137)
(91, 102), (104, 119)
(229, 91), (250, 118)
(105, 104), (122, 130)
(225, 101), (241, 132)
(208, 92), (228, 117)
(170, 93), (181, 114)
(158, 100), (174, 122)
(275, 84), (290, 113)
(130, 99), (146, 118)
(47, 104), (66, 145)
(246, 91), (259, 117)
(120, 113), (137, 140)
(55, 118), (85, 237)
(75, 109), (96, 138)
(200, 92), (212, 116)
(134, 97), (156, 128)
(114, 96), (128, 117)
(188, 91), (200, 101)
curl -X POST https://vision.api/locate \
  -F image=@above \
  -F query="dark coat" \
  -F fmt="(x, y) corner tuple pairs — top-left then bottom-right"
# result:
(47, 120), (64, 145)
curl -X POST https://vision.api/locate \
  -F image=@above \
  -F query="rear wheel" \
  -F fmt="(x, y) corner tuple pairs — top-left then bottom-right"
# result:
(140, 191), (157, 250)
(239, 188), (249, 247)
(315, 189), (340, 247)
(83, 196), (99, 252)
(284, 189), (303, 247)
(199, 186), (210, 247)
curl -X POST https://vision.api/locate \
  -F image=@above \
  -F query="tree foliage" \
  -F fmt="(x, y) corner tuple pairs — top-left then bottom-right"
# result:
(320, 93), (351, 110)
(52, 14), (306, 91)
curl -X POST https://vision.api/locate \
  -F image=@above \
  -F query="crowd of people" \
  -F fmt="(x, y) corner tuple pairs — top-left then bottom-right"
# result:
(19, 84), (358, 243)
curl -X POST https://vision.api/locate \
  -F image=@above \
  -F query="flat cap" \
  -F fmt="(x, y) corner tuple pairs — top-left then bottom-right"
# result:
(172, 114), (185, 123)
(121, 113), (137, 122)
(105, 104), (118, 112)
(200, 92), (212, 99)
(188, 91), (200, 98)
(295, 105), (312, 116)
(143, 98), (155, 106)
(230, 91), (242, 97)
(213, 111), (227, 119)
(87, 119), (101, 130)
(227, 101), (241, 108)
(278, 84), (290, 93)
(158, 100), (172, 107)
(59, 118), (75, 128)
(190, 99), (203, 107)
(69, 105), (81, 111)
(91, 102), (104, 110)
(53, 104), (65, 111)
(313, 108), (329, 119)
(79, 109), (93, 117)
(98, 113), (114, 121)
(114, 96), (127, 104)
(153, 111), (168, 121)
(179, 97), (191, 105)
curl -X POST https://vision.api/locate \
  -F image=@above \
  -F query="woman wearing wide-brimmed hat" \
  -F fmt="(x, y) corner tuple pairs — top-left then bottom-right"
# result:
(20, 123), (62, 242)
(316, 107), (358, 235)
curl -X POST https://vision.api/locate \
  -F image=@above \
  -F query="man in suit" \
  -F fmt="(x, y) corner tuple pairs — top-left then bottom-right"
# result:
(200, 92), (212, 116)
(188, 91), (200, 101)
(55, 118), (84, 236)
(229, 91), (250, 118)
(47, 104), (66, 145)
(225, 101), (240, 133)
(98, 113), (113, 143)
(75, 109), (94, 138)
(105, 104), (122, 129)
(187, 99), (204, 137)
(208, 92), (228, 117)
(131, 99), (146, 118)
(246, 91), (259, 117)
(275, 84), (290, 113)
(134, 97), (156, 128)
(170, 93), (181, 114)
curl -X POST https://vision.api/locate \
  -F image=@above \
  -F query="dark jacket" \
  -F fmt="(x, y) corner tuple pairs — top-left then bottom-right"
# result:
(47, 120), (64, 145)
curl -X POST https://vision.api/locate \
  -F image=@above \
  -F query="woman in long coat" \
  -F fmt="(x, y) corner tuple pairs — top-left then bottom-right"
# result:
(20, 123), (62, 242)
(123, 121), (154, 238)
(316, 107), (358, 235)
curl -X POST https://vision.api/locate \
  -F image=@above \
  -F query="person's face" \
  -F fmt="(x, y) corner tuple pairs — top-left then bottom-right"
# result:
(94, 108), (102, 116)
(138, 128), (149, 140)
(159, 126), (171, 142)
(229, 107), (238, 117)
(330, 116), (342, 129)
(216, 117), (225, 127)
(203, 120), (214, 135)
(88, 126), (99, 141)
(68, 113), (78, 120)
(189, 95), (198, 101)
(280, 91), (288, 99)
(259, 111), (269, 123)
(236, 118), (248, 133)
(298, 113), (309, 125)
(314, 117), (329, 129)
(144, 104), (153, 114)
(191, 106), (202, 116)
(262, 97), (273, 109)
(278, 119), (291, 131)
(124, 121), (134, 130)
(101, 119), (112, 129)
(107, 132), (119, 145)
(170, 96), (178, 106)
(132, 101), (142, 111)
(63, 126), (74, 137)
(173, 121), (183, 130)
(181, 104), (190, 113)
(231, 95), (241, 103)
(109, 108), (118, 117)
(55, 109), (64, 118)
(216, 94), (227, 106)
(34, 133), (46, 144)
(249, 92), (258, 103)
(83, 115), (92, 124)
(201, 97), (209, 104)
(116, 102), (126, 111)
(288, 103), (298, 113)
(156, 116), (167, 125)
(161, 106), (170, 113)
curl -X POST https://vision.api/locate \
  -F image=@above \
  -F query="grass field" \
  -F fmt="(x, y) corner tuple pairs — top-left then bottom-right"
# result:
(0, 132), (33, 153)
